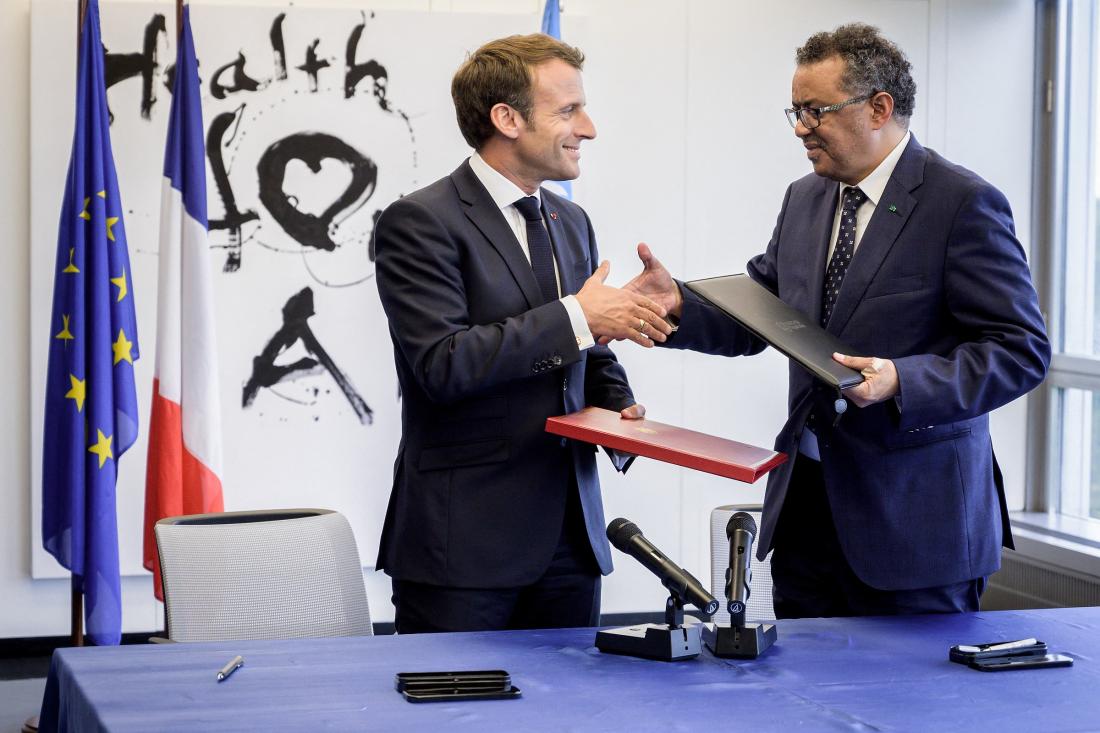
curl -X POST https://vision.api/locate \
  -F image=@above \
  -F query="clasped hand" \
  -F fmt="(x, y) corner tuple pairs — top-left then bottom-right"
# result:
(595, 243), (684, 346)
(576, 260), (672, 347)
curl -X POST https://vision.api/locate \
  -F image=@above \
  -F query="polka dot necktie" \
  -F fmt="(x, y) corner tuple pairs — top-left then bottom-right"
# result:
(513, 196), (559, 305)
(821, 186), (866, 327)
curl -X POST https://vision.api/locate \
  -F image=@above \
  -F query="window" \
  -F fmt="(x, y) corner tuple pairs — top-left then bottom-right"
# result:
(1028, 0), (1100, 546)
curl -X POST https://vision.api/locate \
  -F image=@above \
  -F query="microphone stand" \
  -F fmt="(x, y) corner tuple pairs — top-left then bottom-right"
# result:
(702, 599), (777, 659)
(595, 589), (704, 662)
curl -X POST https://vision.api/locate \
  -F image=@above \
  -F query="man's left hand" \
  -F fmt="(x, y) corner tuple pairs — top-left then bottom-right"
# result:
(620, 403), (646, 419)
(833, 353), (899, 408)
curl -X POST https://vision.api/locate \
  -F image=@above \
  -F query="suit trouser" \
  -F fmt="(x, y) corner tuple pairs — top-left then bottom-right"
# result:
(391, 478), (601, 633)
(770, 455), (986, 619)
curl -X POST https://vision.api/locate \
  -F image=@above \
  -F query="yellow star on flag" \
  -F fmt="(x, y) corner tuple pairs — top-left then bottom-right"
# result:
(63, 248), (79, 274)
(97, 190), (106, 199)
(112, 329), (134, 365)
(87, 429), (113, 468)
(79, 198), (91, 221)
(105, 216), (120, 242)
(55, 314), (74, 341)
(65, 374), (86, 412)
(110, 269), (128, 302)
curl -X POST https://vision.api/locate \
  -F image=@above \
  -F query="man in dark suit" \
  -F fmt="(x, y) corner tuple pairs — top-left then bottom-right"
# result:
(623, 24), (1050, 617)
(374, 34), (672, 633)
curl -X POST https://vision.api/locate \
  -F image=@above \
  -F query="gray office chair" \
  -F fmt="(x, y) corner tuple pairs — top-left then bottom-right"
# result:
(710, 504), (774, 624)
(154, 508), (372, 642)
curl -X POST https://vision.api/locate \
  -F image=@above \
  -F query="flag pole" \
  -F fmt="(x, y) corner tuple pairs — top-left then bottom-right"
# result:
(170, 0), (182, 640)
(156, 0), (186, 640)
(70, 583), (84, 647)
(70, 0), (88, 652)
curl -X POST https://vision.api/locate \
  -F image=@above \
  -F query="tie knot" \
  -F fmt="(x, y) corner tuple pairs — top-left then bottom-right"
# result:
(843, 186), (866, 209)
(514, 196), (543, 222)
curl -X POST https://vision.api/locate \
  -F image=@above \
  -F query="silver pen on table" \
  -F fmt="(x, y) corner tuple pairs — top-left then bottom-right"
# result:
(955, 638), (1037, 654)
(983, 637), (1038, 652)
(216, 655), (244, 682)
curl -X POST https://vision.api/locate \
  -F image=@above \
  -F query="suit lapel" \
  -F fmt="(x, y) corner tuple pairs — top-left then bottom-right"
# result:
(541, 190), (582, 295)
(807, 179), (840, 324)
(451, 161), (543, 309)
(827, 136), (925, 335)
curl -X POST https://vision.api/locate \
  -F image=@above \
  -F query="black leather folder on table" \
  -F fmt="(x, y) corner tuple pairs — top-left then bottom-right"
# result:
(684, 274), (864, 391)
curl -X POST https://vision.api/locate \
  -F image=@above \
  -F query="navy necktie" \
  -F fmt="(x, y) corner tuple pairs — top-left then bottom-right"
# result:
(821, 186), (866, 327)
(514, 196), (559, 305)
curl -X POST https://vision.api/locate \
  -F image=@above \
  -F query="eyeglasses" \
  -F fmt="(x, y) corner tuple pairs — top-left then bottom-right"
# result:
(784, 93), (875, 129)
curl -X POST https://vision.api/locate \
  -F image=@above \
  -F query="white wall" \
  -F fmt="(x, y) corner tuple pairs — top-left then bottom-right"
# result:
(0, 0), (1036, 638)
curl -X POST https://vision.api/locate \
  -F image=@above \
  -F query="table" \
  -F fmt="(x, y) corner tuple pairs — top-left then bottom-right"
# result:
(39, 607), (1100, 732)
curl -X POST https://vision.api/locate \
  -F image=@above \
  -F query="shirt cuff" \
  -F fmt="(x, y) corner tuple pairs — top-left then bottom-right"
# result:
(561, 295), (594, 351)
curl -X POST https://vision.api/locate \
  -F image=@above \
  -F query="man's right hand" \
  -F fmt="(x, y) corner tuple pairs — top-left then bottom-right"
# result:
(576, 260), (672, 347)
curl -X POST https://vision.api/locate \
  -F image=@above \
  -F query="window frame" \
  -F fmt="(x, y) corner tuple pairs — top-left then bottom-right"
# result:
(1019, 0), (1100, 569)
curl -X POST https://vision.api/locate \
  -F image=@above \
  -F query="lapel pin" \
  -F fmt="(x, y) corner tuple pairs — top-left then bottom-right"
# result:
(888, 204), (898, 213)
(549, 211), (559, 220)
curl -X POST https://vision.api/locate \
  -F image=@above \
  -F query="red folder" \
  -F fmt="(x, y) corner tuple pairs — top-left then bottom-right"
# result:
(546, 407), (787, 484)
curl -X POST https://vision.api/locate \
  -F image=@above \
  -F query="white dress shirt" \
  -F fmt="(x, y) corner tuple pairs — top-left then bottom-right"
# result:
(800, 131), (911, 461)
(468, 152), (594, 350)
(824, 131), (912, 262)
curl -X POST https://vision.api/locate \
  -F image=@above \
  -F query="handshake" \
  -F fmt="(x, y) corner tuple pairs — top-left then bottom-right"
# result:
(576, 243), (682, 348)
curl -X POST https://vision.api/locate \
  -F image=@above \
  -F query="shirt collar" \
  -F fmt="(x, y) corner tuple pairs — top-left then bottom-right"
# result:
(469, 151), (541, 212)
(848, 130), (911, 206)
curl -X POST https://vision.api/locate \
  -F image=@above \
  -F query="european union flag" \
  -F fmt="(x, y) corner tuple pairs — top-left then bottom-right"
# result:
(42, 0), (139, 647)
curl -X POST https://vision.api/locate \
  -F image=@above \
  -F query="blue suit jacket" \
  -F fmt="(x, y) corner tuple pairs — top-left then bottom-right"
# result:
(373, 160), (634, 588)
(671, 136), (1050, 590)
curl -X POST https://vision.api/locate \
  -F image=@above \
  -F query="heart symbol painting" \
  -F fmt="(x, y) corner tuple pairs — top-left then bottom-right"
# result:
(257, 132), (378, 252)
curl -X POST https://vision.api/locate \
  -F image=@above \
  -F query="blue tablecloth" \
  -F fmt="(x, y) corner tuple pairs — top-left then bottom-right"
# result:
(39, 607), (1100, 732)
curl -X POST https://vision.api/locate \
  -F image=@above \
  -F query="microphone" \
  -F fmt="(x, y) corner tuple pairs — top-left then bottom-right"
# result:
(702, 512), (777, 659)
(725, 512), (757, 621)
(607, 518), (719, 617)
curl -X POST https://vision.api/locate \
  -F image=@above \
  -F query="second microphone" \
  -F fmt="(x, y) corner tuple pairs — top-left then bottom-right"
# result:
(607, 518), (719, 616)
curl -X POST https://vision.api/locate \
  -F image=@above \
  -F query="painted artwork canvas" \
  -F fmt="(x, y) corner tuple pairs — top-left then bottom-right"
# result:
(30, 1), (536, 577)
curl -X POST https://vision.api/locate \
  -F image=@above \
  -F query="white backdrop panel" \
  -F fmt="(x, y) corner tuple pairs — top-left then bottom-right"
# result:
(30, 1), (543, 578)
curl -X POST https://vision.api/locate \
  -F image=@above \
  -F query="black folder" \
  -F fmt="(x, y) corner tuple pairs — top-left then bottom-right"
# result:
(685, 274), (864, 390)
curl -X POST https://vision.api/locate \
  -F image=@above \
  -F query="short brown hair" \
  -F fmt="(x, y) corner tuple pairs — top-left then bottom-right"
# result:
(796, 23), (916, 121)
(451, 33), (585, 149)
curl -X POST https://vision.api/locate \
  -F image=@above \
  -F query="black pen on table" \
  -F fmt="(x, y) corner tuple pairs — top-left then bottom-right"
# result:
(216, 655), (244, 682)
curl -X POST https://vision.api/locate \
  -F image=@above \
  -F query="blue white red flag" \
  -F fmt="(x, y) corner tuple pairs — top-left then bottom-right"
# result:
(143, 4), (225, 602)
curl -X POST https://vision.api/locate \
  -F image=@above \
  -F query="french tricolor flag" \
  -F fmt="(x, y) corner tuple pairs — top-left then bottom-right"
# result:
(143, 5), (224, 601)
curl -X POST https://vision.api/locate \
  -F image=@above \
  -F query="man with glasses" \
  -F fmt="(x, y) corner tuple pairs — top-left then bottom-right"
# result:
(622, 24), (1050, 617)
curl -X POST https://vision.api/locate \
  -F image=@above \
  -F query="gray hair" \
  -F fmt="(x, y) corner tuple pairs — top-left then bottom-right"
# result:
(796, 23), (916, 121)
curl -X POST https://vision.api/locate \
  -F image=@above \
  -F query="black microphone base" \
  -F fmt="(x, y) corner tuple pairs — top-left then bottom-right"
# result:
(703, 622), (777, 659)
(595, 623), (702, 662)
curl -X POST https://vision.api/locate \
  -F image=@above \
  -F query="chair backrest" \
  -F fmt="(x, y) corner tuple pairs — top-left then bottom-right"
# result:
(155, 508), (372, 642)
(710, 504), (774, 624)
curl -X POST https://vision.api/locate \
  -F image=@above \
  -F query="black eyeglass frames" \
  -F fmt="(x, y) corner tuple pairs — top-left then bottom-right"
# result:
(784, 93), (875, 129)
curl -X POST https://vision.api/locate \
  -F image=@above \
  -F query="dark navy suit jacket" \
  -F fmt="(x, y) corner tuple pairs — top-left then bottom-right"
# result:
(374, 160), (634, 588)
(670, 136), (1050, 590)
